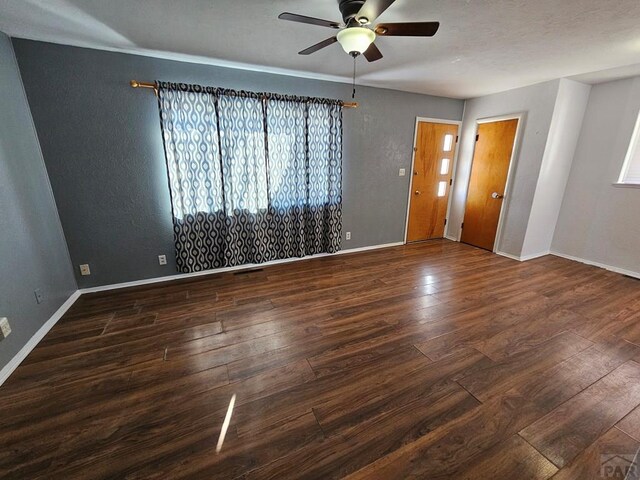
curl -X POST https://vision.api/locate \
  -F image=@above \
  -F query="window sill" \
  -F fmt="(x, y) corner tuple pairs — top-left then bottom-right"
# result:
(612, 182), (640, 189)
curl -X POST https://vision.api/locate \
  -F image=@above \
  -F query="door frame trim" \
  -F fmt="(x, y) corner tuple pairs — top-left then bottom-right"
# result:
(459, 112), (525, 252)
(404, 117), (462, 244)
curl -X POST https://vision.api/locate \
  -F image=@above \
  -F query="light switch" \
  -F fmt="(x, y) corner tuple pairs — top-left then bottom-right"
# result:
(399, 168), (406, 177)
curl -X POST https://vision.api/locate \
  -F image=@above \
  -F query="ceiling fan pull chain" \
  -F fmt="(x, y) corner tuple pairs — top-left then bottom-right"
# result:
(352, 54), (357, 99)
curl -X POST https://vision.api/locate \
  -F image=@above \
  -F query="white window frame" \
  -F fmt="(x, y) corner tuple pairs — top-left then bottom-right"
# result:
(616, 110), (640, 187)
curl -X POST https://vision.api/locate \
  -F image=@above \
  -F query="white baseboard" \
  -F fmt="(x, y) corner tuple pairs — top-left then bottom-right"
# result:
(444, 235), (458, 242)
(80, 242), (405, 294)
(520, 251), (551, 261)
(0, 290), (81, 387)
(496, 250), (550, 262)
(496, 251), (521, 261)
(550, 251), (640, 279)
(338, 242), (405, 255)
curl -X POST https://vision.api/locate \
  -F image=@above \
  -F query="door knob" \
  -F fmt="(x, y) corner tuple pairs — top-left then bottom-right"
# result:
(491, 192), (504, 199)
(415, 190), (421, 195)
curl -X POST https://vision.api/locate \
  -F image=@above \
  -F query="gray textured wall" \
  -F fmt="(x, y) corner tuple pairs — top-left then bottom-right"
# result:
(0, 33), (76, 370)
(552, 76), (640, 274)
(13, 39), (464, 288)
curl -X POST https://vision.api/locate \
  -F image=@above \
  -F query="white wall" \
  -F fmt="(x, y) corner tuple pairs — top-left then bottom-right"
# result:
(521, 79), (591, 259)
(449, 80), (560, 256)
(552, 76), (640, 277)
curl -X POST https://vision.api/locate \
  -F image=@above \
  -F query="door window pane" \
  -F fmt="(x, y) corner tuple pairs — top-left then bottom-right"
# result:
(437, 181), (447, 197)
(440, 158), (450, 175)
(443, 134), (454, 152)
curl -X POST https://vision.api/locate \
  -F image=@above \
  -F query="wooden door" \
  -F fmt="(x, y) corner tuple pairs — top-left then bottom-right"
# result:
(461, 119), (518, 251)
(406, 122), (458, 242)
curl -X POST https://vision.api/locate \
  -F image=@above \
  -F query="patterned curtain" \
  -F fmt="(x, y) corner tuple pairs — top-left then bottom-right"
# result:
(157, 82), (343, 273)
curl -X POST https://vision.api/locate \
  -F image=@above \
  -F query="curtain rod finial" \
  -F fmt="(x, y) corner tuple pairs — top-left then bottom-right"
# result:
(130, 79), (158, 96)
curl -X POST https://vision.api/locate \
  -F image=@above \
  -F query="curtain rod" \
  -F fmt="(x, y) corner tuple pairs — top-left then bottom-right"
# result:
(129, 80), (358, 109)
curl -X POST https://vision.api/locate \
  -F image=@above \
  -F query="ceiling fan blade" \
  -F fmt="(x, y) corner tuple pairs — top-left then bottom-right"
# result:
(299, 36), (338, 55)
(356, 0), (396, 23)
(279, 12), (341, 29)
(375, 22), (440, 37)
(363, 43), (383, 62)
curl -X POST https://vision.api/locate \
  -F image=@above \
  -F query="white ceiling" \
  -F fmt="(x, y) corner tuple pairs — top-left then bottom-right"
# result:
(2, 0), (640, 98)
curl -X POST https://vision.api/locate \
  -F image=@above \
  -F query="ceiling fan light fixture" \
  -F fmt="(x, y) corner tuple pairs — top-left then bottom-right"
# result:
(337, 27), (375, 54)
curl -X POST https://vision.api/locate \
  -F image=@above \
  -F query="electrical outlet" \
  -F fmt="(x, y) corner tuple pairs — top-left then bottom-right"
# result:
(158, 255), (167, 266)
(79, 264), (91, 276)
(34, 289), (44, 304)
(0, 318), (11, 340)
(399, 168), (406, 177)
(346, 232), (351, 241)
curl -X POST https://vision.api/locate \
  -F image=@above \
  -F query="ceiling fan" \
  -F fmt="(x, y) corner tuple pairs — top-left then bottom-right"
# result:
(278, 0), (440, 62)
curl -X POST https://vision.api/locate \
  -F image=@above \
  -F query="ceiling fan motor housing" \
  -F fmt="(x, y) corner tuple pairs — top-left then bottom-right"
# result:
(338, 0), (367, 24)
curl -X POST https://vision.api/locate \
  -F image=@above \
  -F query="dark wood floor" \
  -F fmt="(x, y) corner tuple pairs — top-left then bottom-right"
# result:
(1, 240), (640, 479)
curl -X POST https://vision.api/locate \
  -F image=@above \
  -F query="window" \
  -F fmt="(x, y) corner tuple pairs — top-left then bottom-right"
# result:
(437, 181), (447, 197)
(443, 134), (454, 152)
(159, 90), (342, 219)
(440, 158), (450, 175)
(157, 82), (343, 272)
(619, 111), (640, 184)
